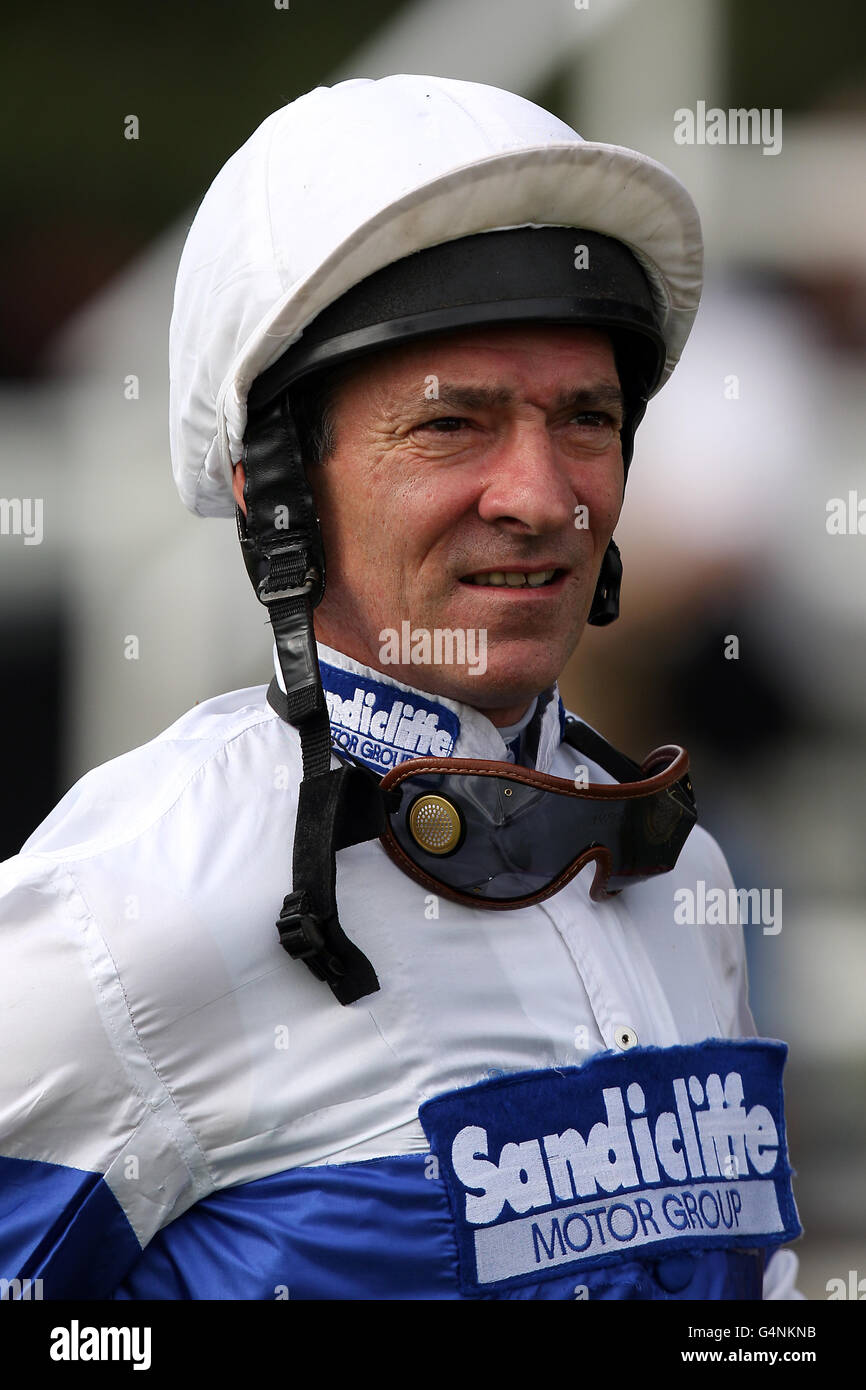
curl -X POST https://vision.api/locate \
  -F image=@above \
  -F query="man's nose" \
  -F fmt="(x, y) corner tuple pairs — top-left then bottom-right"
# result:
(475, 424), (580, 534)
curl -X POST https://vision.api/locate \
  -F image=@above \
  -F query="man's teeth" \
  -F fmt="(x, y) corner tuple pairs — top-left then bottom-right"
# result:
(470, 569), (557, 587)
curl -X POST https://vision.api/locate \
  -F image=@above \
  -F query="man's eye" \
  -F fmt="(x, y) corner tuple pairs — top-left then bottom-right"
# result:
(572, 412), (612, 429)
(568, 412), (619, 447)
(417, 416), (468, 433)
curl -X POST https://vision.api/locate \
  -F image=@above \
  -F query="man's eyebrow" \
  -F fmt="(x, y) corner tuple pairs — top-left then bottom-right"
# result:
(551, 385), (625, 416)
(397, 382), (625, 415)
(424, 384), (515, 411)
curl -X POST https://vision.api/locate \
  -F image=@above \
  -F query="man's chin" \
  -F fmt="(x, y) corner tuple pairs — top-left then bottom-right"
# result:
(322, 620), (581, 712)
(384, 650), (569, 718)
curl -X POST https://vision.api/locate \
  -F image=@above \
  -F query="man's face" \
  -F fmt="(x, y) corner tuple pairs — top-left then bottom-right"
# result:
(295, 324), (624, 724)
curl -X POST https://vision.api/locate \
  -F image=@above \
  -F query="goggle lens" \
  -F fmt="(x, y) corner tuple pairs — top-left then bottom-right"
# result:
(381, 751), (695, 907)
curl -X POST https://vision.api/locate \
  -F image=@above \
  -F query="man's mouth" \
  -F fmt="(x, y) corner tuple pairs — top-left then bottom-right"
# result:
(460, 567), (565, 589)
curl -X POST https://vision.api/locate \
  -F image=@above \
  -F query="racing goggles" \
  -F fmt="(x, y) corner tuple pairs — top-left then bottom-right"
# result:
(378, 741), (696, 910)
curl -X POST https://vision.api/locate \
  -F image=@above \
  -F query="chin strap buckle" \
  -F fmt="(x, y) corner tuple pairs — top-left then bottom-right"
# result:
(276, 890), (346, 984)
(257, 571), (319, 606)
(256, 545), (321, 607)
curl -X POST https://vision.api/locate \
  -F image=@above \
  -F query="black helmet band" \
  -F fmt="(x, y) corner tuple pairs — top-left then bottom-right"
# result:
(247, 226), (665, 413)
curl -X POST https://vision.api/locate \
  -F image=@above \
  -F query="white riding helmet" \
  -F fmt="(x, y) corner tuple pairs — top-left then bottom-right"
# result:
(169, 73), (703, 520)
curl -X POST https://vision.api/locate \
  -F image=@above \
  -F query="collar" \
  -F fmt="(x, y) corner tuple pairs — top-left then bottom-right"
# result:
(496, 699), (538, 765)
(273, 641), (566, 775)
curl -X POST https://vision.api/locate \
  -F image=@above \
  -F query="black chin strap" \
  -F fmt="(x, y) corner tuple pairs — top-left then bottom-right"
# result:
(562, 716), (642, 782)
(563, 716), (696, 819)
(586, 385), (647, 628)
(241, 397), (385, 1004)
(277, 753), (391, 1005)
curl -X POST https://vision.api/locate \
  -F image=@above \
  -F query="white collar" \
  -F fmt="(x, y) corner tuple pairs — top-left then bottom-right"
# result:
(273, 641), (565, 774)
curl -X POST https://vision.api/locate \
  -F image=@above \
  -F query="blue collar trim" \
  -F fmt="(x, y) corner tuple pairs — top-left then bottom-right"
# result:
(319, 659), (461, 773)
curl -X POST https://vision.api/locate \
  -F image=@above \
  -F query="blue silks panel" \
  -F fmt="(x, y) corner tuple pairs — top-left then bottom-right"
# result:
(112, 1156), (766, 1301)
(113, 1155), (460, 1301)
(419, 1040), (801, 1297)
(4, 1043), (796, 1300)
(0, 1154), (141, 1300)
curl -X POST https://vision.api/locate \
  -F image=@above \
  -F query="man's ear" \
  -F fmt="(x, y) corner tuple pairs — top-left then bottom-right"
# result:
(232, 460), (247, 515)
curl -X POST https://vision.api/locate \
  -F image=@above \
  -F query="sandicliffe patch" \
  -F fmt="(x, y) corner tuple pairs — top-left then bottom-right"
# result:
(420, 1039), (800, 1295)
(320, 659), (459, 772)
